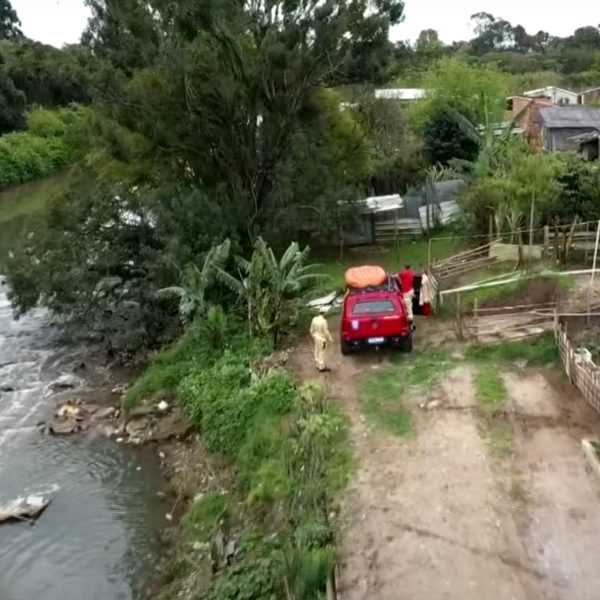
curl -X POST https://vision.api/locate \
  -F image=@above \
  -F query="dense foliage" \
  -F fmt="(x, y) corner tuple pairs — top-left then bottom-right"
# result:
(0, 0), (21, 40)
(0, 107), (83, 189)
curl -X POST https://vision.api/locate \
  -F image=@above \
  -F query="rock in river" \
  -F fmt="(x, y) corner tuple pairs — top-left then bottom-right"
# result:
(51, 374), (83, 391)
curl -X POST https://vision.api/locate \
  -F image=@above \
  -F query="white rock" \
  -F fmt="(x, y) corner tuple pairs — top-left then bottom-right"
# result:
(157, 400), (169, 412)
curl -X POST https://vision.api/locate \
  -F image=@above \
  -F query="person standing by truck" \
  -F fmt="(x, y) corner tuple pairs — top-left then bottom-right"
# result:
(310, 306), (333, 372)
(398, 264), (415, 328)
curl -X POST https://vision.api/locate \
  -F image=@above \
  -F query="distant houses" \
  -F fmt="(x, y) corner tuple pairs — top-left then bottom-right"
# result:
(372, 83), (600, 160)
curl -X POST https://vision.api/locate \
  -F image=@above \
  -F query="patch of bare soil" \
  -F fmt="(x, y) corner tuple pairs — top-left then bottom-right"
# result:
(290, 319), (600, 600)
(504, 372), (600, 600)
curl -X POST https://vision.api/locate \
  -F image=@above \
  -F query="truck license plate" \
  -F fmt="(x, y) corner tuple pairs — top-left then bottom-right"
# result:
(368, 337), (385, 345)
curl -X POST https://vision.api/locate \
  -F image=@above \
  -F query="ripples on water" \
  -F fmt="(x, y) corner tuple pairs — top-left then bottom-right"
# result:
(0, 281), (167, 600)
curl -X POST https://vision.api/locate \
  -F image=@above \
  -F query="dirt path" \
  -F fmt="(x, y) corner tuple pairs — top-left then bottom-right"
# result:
(290, 323), (600, 600)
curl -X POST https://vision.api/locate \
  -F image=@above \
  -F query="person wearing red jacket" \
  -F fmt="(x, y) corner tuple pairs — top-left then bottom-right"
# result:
(398, 264), (415, 328)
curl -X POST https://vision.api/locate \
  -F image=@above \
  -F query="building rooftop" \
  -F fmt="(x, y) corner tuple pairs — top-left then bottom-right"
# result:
(539, 106), (600, 129)
(524, 86), (577, 97)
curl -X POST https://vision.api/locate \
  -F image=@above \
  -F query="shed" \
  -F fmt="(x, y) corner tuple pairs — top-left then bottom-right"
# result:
(579, 87), (600, 106)
(569, 131), (600, 161)
(539, 106), (600, 152)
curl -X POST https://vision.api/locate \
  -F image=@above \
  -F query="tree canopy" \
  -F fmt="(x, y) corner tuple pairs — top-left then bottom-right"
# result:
(0, 0), (21, 40)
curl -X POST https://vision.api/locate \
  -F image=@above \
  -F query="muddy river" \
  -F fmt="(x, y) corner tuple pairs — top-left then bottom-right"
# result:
(0, 216), (167, 599)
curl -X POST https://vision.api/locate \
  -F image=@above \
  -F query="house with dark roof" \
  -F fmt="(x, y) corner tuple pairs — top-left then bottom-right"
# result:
(539, 106), (600, 152)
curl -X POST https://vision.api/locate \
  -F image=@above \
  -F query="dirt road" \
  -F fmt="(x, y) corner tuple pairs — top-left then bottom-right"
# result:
(291, 322), (600, 600)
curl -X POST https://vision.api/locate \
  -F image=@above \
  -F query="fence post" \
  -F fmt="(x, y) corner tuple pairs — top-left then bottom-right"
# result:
(427, 238), (432, 271)
(543, 225), (550, 256)
(585, 222), (590, 266)
(587, 220), (600, 325)
(455, 291), (464, 341)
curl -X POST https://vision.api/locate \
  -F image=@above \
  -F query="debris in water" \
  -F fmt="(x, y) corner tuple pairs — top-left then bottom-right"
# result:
(157, 400), (169, 412)
(0, 495), (51, 524)
(165, 513), (173, 521)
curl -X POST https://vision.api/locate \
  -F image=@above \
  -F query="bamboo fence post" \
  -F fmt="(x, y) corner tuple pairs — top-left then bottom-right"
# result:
(587, 220), (600, 325)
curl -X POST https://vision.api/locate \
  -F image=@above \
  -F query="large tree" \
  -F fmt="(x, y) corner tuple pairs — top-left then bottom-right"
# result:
(82, 0), (404, 235)
(0, 0), (21, 40)
(0, 53), (25, 133)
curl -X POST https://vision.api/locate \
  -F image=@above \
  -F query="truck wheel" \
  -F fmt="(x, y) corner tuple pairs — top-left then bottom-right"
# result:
(399, 333), (413, 353)
(341, 340), (353, 356)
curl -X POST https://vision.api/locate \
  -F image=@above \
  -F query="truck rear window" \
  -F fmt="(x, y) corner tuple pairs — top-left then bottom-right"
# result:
(352, 300), (396, 315)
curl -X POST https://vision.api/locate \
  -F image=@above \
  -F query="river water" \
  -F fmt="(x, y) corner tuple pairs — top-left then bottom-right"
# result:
(0, 218), (168, 599)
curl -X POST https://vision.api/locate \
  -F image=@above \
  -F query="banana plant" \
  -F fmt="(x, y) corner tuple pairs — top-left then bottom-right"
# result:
(156, 239), (231, 327)
(217, 238), (328, 346)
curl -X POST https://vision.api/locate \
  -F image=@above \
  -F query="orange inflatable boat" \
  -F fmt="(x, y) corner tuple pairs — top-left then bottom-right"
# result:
(344, 266), (387, 289)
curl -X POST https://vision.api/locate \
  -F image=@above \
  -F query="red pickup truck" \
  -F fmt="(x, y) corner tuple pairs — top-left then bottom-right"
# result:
(340, 273), (412, 355)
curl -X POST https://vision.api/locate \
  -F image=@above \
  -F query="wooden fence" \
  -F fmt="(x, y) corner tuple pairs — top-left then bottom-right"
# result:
(459, 301), (560, 343)
(555, 320), (600, 414)
(431, 241), (499, 281)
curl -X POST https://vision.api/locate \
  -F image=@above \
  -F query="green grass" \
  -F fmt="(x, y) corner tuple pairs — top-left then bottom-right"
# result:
(359, 349), (455, 437)
(465, 332), (558, 366)
(182, 493), (229, 542)
(123, 328), (211, 410)
(315, 237), (467, 291)
(474, 365), (507, 410)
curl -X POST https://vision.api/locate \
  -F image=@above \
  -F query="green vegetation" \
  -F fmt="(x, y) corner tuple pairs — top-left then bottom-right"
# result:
(474, 365), (507, 410)
(317, 236), (467, 290)
(122, 328), (212, 410)
(466, 332), (558, 366)
(359, 349), (454, 437)
(183, 494), (229, 543)
(592, 440), (600, 461)
(0, 107), (85, 190)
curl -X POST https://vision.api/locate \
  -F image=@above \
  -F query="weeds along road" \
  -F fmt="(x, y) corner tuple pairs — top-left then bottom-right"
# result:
(291, 319), (600, 600)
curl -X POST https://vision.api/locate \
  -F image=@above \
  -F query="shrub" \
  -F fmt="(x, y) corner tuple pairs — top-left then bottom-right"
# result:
(123, 326), (211, 410)
(26, 107), (67, 138)
(178, 350), (295, 455)
(0, 107), (84, 190)
(251, 371), (297, 416)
